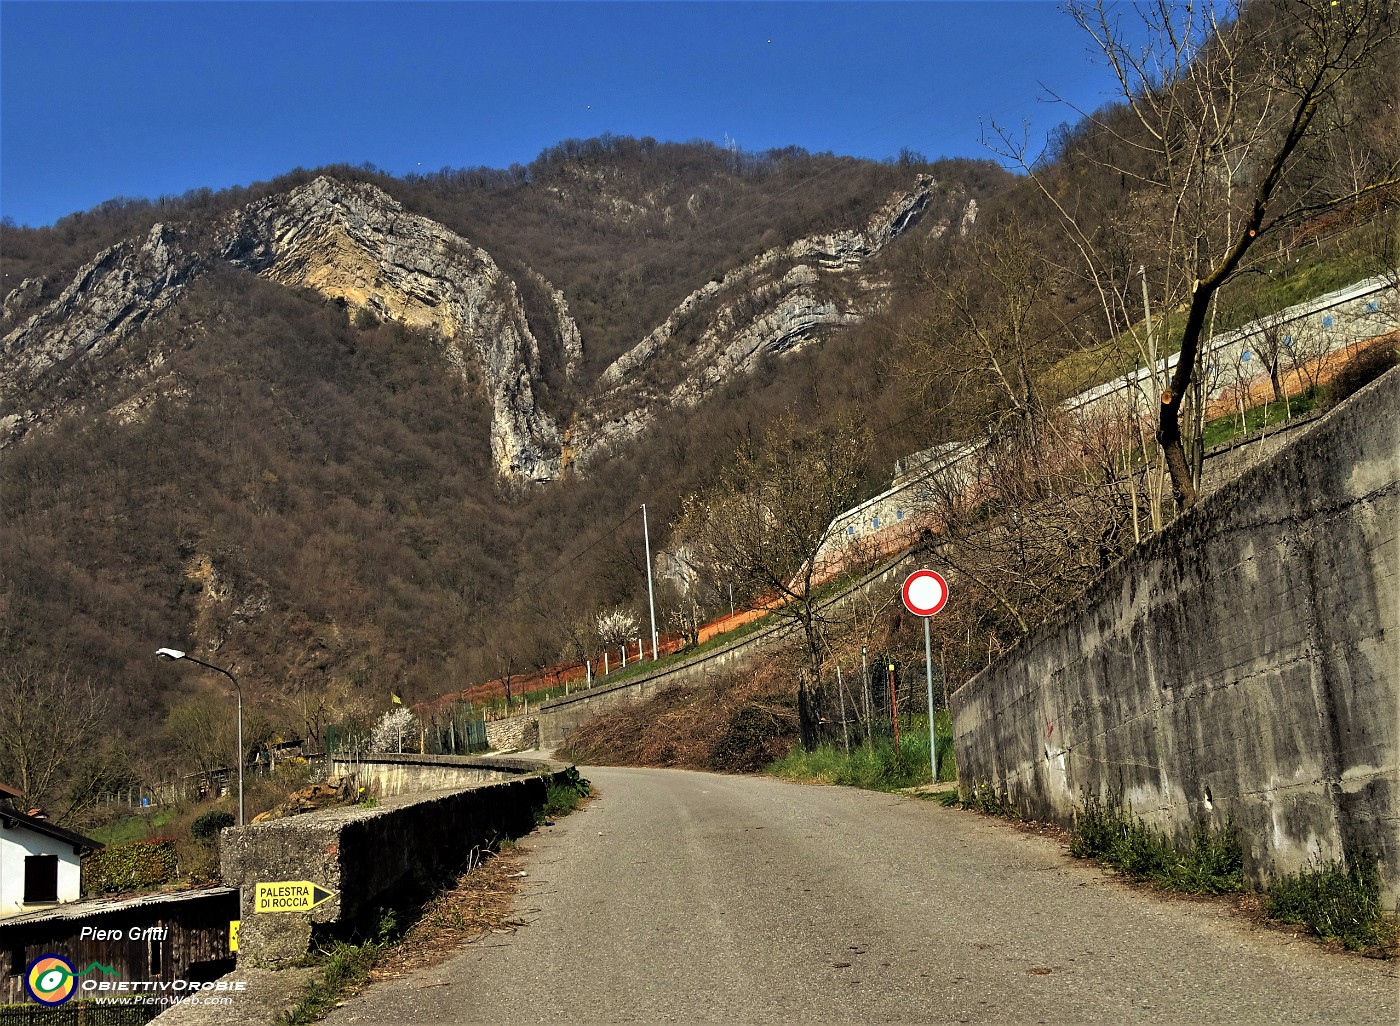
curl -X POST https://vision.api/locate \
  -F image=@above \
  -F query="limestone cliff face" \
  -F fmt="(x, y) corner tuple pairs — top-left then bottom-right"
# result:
(1, 178), (569, 481)
(581, 177), (940, 459)
(2, 170), (946, 481)
(0, 224), (203, 441)
(225, 177), (566, 481)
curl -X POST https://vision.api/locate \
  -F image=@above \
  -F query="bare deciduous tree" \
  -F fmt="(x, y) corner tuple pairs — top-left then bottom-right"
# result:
(0, 660), (110, 817)
(997, 0), (1398, 510)
(913, 406), (1137, 637)
(673, 412), (871, 683)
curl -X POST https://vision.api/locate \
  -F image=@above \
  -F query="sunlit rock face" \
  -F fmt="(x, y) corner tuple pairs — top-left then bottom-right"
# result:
(2, 171), (945, 481)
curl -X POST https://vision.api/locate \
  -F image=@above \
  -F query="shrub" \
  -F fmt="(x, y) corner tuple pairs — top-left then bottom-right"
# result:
(537, 767), (591, 824)
(84, 838), (180, 893)
(1069, 791), (1242, 894)
(191, 809), (236, 839)
(1322, 343), (1397, 408)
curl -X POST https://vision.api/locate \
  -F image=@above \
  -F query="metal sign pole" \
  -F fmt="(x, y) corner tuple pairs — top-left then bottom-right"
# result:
(888, 662), (899, 750)
(925, 616), (938, 782)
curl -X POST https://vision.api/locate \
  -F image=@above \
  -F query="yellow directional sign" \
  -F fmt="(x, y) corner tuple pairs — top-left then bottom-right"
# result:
(229, 920), (240, 951)
(254, 881), (336, 913)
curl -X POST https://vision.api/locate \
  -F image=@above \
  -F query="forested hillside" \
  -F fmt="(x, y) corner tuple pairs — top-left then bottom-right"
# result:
(0, 141), (1007, 799)
(1, 0), (1395, 816)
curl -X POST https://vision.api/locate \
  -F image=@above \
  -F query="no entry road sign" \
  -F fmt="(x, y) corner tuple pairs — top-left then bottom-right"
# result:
(902, 569), (949, 617)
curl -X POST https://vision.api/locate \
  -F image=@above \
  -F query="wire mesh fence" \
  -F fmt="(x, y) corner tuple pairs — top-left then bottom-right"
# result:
(798, 656), (949, 752)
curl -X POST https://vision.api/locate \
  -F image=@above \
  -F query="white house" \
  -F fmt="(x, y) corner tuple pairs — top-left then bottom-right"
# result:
(0, 784), (101, 918)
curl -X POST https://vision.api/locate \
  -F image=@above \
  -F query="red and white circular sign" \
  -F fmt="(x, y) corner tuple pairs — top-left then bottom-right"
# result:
(902, 569), (949, 617)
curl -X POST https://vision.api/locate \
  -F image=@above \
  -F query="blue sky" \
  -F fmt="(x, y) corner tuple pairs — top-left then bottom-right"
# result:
(1, 2), (1126, 228)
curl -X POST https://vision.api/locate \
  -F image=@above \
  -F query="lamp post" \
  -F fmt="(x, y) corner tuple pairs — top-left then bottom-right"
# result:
(157, 648), (243, 827)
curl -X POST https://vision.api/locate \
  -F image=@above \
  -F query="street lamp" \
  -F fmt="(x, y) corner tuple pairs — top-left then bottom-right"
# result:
(156, 648), (243, 827)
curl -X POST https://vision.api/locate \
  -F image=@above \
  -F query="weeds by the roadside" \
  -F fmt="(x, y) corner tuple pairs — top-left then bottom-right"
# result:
(1068, 792), (1243, 894)
(767, 715), (955, 791)
(279, 939), (383, 1026)
(537, 766), (591, 824)
(953, 780), (1020, 817)
(1266, 851), (1397, 952)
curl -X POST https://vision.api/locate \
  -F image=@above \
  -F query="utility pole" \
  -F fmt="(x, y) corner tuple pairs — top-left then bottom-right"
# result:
(642, 503), (659, 660)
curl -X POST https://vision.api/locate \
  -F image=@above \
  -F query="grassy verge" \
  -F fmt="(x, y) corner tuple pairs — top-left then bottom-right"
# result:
(767, 712), (955, 790)
(1199, 391), (1320, 450)
(1266, 851), (1397, 952)
(973, 790), (1397, 956)
(1067, 793), (1244, 895)
(1047, 225), (1387, 398)
(279, 939), (384, 1026)
(537, 767), (592, 824)
(88, 808), (177, 846)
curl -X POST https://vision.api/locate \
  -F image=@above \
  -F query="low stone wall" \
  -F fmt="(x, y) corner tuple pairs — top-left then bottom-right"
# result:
(950, 369), (1399, 903)
(486, 715), (538, 753)
(330, 753), (544, 797)
(222, 758), (571, 966)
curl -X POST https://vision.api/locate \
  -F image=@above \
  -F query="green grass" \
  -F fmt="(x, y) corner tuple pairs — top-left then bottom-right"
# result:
(1048, 224), (1386, 398)
(536, 767), (591, 824)
(524, 562), (903, 710)
(88, 808), (177, 846)
(1199, 391), (1320, 450)
(480, 612), (780, 717)
(1266, 851), (1397, 952)
(767, 712), (955, 791)
(1068, 792), (1244, 895)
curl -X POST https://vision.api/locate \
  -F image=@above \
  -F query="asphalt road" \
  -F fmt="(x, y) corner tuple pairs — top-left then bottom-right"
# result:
(325, 767), (1397, 1025)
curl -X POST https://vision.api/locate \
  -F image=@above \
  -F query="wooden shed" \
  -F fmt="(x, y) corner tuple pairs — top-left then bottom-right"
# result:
(0, 887), (238, 1005)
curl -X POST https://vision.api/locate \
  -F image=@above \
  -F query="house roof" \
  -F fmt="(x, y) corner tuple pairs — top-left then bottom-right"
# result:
(0, 886), (238, 927)
(0, 807), (102, 853)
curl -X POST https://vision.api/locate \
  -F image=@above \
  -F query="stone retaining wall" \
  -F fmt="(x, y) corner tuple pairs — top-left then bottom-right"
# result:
(486, 715), (538, 752)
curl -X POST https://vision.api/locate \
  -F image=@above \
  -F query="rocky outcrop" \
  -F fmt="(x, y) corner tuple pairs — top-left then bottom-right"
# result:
(225, 177), (566, 481)
(527, 268), (584, 380)
(582, 177), (939, 458)
(2, 171), (944, 480)
(0, 225), (203, 442)
(0, 178), (569, 480)
(1, 276), (46, 322)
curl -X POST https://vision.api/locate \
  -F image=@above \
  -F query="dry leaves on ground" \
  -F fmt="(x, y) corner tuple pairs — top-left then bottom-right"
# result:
(371, 845), (530, 980)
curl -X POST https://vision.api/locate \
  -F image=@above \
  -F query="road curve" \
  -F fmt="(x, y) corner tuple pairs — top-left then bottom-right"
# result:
(327, 767), (1396, 1025)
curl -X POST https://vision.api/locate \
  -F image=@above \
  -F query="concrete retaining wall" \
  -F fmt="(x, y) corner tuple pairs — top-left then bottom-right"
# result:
(222, 757), (571, 966)
(538, 555), (920, 748)
(950, 368), (1399, 903)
